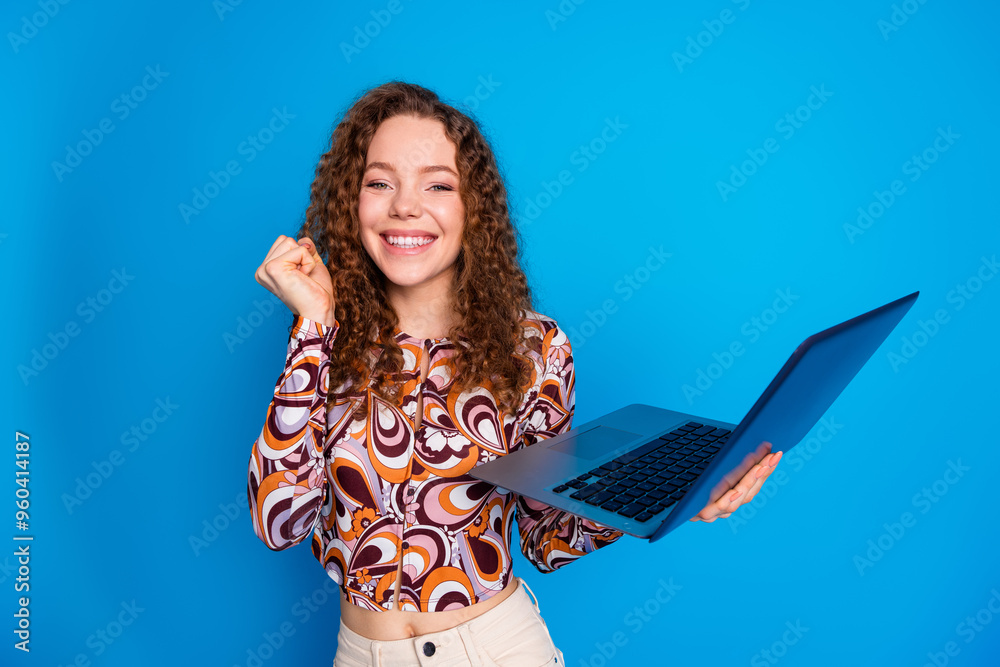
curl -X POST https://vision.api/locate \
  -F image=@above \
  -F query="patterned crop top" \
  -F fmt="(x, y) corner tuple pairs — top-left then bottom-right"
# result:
(247, 309), (624, 613)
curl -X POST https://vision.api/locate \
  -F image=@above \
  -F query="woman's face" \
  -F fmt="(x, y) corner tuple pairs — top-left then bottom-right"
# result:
(358, 114), (465, 294)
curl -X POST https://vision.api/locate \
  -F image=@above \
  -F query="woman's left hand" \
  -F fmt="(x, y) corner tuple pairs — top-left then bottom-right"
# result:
(689, 441), (783, 523)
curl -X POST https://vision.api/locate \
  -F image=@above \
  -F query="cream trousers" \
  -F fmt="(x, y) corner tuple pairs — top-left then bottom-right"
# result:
(333, 578), (565, 667)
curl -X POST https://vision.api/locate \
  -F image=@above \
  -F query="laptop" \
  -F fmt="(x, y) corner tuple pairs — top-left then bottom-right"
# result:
(470, 291), (919, 542)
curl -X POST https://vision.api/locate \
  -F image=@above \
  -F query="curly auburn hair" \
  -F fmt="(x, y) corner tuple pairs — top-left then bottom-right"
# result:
(296, 81), (541, 416)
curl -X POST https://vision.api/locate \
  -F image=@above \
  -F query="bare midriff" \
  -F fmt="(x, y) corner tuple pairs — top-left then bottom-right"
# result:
(339, 339), (518, 641)
(339, 577), (518, 640)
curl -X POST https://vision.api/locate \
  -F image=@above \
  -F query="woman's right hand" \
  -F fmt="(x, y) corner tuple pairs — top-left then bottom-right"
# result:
(255, 235), (336, 327)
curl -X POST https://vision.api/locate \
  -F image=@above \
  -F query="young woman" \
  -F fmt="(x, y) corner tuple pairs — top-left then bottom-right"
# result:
(247, 81), (783, 666)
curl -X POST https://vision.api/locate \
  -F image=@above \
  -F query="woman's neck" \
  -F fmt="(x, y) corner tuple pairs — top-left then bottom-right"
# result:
(386, 270), (459, 340)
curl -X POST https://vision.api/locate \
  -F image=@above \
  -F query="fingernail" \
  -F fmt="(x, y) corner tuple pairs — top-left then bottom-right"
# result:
(729, 490), (741, 502)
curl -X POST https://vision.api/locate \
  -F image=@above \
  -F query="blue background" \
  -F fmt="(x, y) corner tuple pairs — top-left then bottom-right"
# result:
(3, 0), (998, 665)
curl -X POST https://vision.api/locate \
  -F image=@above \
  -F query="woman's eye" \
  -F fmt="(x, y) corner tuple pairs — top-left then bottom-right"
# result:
(364, 182), (453, 191)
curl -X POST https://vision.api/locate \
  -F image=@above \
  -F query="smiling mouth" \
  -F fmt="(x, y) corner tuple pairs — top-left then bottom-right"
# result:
(381, 234), (437, 249)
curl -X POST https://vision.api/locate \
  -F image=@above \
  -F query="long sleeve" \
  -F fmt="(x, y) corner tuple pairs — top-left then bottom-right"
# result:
(247, 314), (338, 551)
(515, 323), (625, 573)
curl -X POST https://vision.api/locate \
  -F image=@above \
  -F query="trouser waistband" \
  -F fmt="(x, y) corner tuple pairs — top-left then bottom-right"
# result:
(334, 577), (552, 666)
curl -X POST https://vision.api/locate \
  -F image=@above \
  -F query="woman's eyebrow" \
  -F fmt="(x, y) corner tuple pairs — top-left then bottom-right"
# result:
(364, 160), (458, 177)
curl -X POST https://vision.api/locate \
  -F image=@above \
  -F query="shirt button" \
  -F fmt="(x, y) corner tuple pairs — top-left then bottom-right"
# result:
(406, 487), (415, 497)
(401, 541), (409, 549)
(422, 641), (435, 656)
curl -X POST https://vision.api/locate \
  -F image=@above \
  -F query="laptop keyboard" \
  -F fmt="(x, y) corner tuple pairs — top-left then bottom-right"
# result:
(551, 421), (731, 523)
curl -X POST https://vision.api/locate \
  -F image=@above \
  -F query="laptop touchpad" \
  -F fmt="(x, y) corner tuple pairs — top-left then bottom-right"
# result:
(550, 426), (641, 460)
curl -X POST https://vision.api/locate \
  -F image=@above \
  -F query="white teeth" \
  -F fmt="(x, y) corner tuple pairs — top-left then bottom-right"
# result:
(385, 235), (434, 248)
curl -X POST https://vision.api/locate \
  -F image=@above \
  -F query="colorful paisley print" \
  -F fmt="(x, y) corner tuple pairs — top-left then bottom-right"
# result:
(247, 310), (623, 612)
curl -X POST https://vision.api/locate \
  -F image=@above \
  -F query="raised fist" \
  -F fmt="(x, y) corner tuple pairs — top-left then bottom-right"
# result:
(254, 235), (336, 327)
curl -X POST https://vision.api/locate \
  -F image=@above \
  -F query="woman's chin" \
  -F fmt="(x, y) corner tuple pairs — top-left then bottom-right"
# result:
(380, 268), (446, 291)
(374, 259), (457, 292)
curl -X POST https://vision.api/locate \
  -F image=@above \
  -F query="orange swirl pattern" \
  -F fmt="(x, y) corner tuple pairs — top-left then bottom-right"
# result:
(247, 311), (624, 612)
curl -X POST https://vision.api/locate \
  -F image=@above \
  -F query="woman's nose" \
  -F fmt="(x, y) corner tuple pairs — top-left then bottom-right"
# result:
(389, 186), (422, 218)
